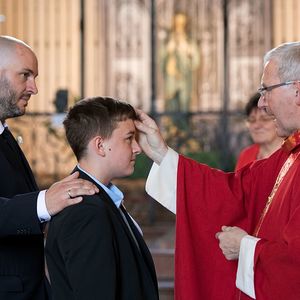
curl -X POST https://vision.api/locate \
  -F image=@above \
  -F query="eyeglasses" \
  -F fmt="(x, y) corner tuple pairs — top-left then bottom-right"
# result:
(257, 81), (297, 97)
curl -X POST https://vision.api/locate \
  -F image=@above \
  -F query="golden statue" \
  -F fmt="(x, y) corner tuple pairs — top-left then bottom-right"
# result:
(161, 13), (200, 112)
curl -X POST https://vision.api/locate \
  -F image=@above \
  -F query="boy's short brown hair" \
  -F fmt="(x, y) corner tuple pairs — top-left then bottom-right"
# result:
(64, 96), (137, 160)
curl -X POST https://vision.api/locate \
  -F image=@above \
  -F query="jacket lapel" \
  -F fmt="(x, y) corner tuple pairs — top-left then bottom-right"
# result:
(0, 135), (22, 171)
(0, 136), (37, 191)
(17, 147), (38, 190)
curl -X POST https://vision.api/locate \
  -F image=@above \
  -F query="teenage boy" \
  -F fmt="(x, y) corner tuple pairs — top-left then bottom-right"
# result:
(45, 97), (159, 300)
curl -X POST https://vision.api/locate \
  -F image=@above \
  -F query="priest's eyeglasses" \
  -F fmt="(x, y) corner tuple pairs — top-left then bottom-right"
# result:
(258, 81), (299, 97)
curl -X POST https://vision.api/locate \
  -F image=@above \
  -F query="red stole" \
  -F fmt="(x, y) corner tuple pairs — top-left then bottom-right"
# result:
(253, 132), (300, 300)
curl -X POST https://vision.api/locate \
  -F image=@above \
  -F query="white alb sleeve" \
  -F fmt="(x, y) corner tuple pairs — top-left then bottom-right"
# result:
(145, 147), (179, 214)
(236, 235), (260, 299)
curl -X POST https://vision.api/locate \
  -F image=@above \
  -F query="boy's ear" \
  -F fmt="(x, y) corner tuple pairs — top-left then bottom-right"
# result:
(94, 136), (106, 156)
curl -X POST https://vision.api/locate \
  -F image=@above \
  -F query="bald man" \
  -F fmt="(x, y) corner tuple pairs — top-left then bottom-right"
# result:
(0, 36), (98, 300)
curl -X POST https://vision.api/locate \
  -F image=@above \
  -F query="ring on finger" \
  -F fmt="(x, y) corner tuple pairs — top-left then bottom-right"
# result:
(67, 189), (72, 198)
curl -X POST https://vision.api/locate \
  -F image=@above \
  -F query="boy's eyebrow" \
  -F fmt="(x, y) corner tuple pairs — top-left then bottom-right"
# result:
(126, 130), (136, 136)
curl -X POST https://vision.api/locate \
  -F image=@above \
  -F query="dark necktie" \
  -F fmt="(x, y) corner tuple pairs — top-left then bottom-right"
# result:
(120, 204), (141, 252)
(120, 203), (158, 288)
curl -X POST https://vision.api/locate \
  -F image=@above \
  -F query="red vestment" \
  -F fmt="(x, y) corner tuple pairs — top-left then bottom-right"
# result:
(235, 144), (259, 171)
(175, 136), (300, 300)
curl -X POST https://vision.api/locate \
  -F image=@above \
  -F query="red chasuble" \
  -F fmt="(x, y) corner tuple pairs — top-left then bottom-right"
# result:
(175, 132), (300, 300)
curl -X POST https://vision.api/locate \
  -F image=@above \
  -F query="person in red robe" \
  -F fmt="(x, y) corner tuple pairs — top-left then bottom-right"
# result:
(135, 41), (300, 300)
(235, 93), (282, 170)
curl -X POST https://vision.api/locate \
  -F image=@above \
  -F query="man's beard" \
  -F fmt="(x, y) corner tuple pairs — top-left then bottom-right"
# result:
(0, 75), (24, 121)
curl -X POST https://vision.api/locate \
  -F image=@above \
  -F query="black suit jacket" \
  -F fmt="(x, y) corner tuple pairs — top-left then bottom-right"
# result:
(45, 168), (159, 300)
(0, 132), (48, 300)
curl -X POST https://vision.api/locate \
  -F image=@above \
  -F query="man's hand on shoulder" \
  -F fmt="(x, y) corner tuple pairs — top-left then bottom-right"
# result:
(45, 171), (99, 216)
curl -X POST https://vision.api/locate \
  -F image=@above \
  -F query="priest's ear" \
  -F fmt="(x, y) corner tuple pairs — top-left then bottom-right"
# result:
(295, 80), (300, 101)
(295, 82), (300, 106)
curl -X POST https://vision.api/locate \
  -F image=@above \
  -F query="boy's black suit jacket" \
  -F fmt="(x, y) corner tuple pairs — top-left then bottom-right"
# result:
(0, 132), (48, 300)
(45, 168), (159, 300)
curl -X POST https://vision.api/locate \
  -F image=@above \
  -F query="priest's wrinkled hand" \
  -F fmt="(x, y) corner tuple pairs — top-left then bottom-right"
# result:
(215, 226), (248, 260)
(134, 109), (168, 165)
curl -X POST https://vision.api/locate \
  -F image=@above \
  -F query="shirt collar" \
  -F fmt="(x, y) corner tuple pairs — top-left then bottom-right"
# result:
(77, 164), (124, 208)
(282, 130), (300, 152)
(0, 121), (7, 135)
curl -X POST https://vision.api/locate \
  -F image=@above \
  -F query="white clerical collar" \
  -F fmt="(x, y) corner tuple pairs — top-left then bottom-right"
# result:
(77, 164), (124, 208)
